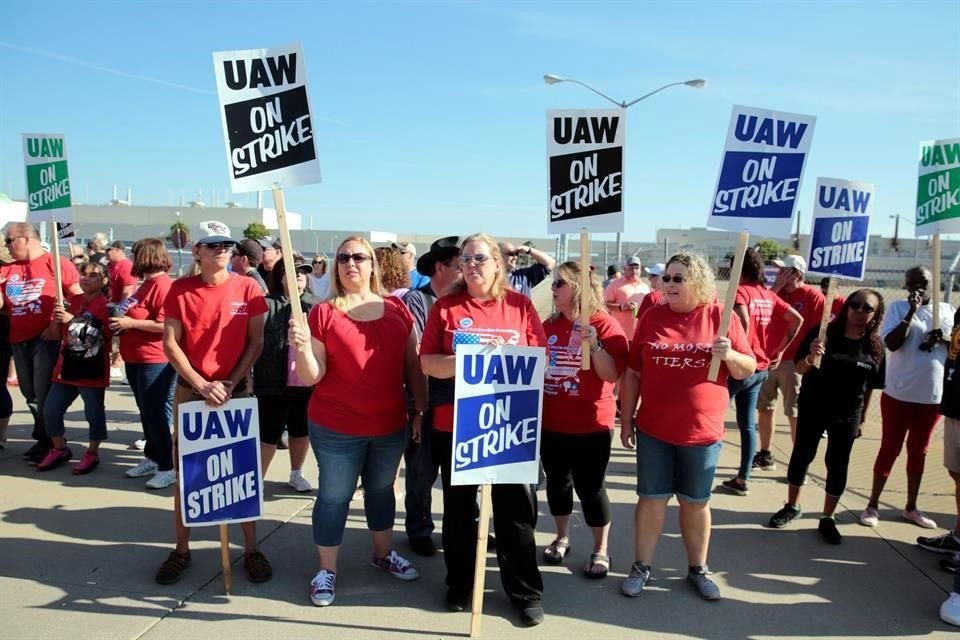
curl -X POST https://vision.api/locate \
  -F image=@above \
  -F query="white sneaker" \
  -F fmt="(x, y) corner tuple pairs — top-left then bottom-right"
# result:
(126, 458), (158, 478)
(941, 592), (960, 626)
(110, 367), (124, 379)
(133, 439), (147, 451)
(902, 509), (938, 529)
(288, 470), (313, 492)
(146, 469), (177, 489)
(860, 507), (880, 527)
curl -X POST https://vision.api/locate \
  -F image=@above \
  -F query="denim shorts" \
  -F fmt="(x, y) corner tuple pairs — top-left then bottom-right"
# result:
(634, 430), (722, 503)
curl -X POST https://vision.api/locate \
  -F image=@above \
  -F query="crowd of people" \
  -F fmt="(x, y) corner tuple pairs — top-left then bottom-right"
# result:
(1, 220), (958, 627)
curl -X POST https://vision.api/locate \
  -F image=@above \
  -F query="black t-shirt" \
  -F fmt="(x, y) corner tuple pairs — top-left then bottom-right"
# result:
(795, 327), (885, 422)
(941, 307), (960, 419)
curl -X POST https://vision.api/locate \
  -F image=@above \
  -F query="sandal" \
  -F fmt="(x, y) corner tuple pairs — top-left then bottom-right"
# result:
(543, 539), (571, 565)
(155, 550), (192, 585)
(583, 553), (610, 579)
(244, 550), (273, 583)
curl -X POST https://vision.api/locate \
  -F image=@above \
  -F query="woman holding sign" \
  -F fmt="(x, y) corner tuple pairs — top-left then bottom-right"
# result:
(419, 233), (547, 626)
(541, 262), (628, 579)
(619, 252), (755, 602)
(289, 236), (426, 608)
(768, 290), (886, 543)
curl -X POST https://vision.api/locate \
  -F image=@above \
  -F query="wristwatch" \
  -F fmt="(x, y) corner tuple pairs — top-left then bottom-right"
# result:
(590, 340), (604, 353)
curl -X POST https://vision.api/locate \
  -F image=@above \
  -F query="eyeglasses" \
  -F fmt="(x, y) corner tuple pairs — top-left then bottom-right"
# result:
(336, 253), (371, 264)
(551, 280), (568, 289)
(312, 260), (325, 265)
(459, 254), (492, 265)
(661, 275), (687, 284)
(4, 236), (26, 245)
(848, 301), (877, 313)
(200, 242), (234, 250)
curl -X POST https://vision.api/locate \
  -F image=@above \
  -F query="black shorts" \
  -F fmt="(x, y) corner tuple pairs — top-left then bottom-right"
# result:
(257, 388), (312, 445)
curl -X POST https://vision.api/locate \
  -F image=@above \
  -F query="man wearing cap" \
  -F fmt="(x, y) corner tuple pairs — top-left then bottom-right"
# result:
(256, 237), (282, 281)
(401, 236), (462, 556)
(0, 222), (82, 463)
(231, 239), (268, 294)
(154, 220), (272, 586)
(604, 256), (650, 341)
(107, 241), (138, 379)
(754, 254), (825, 470)
(498, 240), (555, 297)
(393, 242), (430, 290)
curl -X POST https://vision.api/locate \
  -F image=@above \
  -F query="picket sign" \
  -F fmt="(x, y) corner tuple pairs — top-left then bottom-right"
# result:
(707, 231), (749, 381)
(579, 230), (591, 370)
(812, 277), (837, 368)
(50, 222), (64, 306)
(932, 236), (942, 332)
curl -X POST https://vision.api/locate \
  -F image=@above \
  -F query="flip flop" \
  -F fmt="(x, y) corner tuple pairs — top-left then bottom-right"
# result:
(583, 553), (610, 579)
(543, 539), (571, 565)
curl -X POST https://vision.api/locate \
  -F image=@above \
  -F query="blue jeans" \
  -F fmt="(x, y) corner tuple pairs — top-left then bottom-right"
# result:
(308, 423), (407, 546)
(11, 337), (60, 443)
(43, 382), (107, 442)
(635, 430), (722, 503)
(727, 369), (769, 480)
(126, 362), (176, 471)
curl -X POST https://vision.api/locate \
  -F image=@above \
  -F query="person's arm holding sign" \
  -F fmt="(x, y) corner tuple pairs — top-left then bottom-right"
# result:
(420, 305), (456, 379)
(580, 323), (619, 382)
(288, 313), (326, 385)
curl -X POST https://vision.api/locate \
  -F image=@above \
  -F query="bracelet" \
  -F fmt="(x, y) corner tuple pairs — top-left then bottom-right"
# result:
(590, 340), (603, 353)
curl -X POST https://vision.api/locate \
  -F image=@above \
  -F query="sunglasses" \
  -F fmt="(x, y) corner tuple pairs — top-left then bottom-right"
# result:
(312, 260), (325, 265)
(4, 236), (26, 245)
(848, 301), (876, 313)
(503, 251), (520, 257)
(551, 280), (568, 289)
(661, 275), (687, 284)
(336, 253), (371, 264)
(459, 254), (492, 265)
(201, 242), (234, 250)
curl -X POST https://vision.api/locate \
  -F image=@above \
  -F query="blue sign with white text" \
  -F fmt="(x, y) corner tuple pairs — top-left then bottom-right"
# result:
(806, 177), (875, 281)
(454, 389), (540, 472)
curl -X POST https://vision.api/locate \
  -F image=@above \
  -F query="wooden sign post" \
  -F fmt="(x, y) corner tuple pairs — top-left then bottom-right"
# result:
(812, 277), (836, 368)
(579, 230), (591, 370)
(707, 231), (749, 381)
(469, 484), (493, 637)
(271, 186), (308, 352)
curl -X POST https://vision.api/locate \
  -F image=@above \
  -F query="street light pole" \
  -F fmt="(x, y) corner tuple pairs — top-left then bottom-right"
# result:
(329, 235), (339, 254)
(543, 74), (706, 109)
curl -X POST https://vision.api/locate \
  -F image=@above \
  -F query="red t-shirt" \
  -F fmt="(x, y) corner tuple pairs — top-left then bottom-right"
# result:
(628, 302), (751, 446)
(52, 293), (111, 388)
(307, 296), (414, 437)
(635, 289), (663, 323)
(542, 312), (628, 434)
(119, 274), (172, 364)
(420, 289), (547, 432)
(163, 274), (267, 380)
(109, 259), (137, 304)
(776, 284), (825, 361)
(734, 283), (794, 371)
(830, 295), (846, 321)
(1, 254), (80, 343)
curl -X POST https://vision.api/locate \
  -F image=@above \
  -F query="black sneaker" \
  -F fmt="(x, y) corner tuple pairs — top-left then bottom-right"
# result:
(23, 441), (49, 463)
(409, 536), (437, 557)
(918, 531), (960, 554)
(518, 602), (544, 626)
(446, 587), (470, 612)
(769, 504), (801, 528)
(940, 552), (960, 573)
(752, 450), (776, 470)
(818, 517), (842, 545)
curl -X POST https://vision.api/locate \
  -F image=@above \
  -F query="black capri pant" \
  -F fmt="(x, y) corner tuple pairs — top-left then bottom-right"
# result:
(787, 408), (859, 498)
(257, 387), (312, 445)
(540, 429), (612, 527)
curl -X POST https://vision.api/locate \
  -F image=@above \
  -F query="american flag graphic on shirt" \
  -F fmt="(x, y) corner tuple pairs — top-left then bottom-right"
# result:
(452, 328), (520, 352)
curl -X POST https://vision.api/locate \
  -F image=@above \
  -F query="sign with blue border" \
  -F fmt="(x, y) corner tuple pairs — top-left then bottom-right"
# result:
(452, 345), (545, 486)
(178, 398), (263, 527)
(707, 105), (816, 238)
(806, 177), (874, 281)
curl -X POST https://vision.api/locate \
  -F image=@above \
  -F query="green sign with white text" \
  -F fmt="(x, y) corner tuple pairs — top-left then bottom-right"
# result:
(22, 134), (74, 224)
(916, 137), (960, 236)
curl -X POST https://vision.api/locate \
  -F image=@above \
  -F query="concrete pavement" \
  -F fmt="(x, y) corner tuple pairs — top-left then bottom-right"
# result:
(1, 383), (957, 639)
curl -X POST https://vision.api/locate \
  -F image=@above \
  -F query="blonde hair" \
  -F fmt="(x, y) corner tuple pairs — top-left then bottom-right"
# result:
(329, 235), (382, 310)
(666, 252), (716, 306)
(451, 233), (506, 299)
(549, 261), (607, 322)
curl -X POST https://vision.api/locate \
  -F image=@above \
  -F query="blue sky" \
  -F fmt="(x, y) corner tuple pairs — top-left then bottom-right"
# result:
(2, 0), (958, 242)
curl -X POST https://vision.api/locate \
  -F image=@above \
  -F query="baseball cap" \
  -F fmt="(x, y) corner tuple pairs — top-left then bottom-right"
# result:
(108, 241), (126, 252)
(195, 220), (235, 245)
(392, 242), (416, 256)
(644, 263), (665, 276)
(772, 254), (807, 274)
(235, 239), (263, 266)
(625, 256), (642, 267)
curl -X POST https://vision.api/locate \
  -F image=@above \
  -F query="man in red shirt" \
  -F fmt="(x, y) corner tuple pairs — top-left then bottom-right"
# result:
(107, 241), (137, 380)
(154, 220), (270, 586)
(0, 222), (81, 462)
(754, 255), (825, 469)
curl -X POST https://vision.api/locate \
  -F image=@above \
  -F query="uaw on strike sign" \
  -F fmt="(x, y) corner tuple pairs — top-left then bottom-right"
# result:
(178, 398), (263, 526)
(806, 178), (875, 281)
(22, 134), (73, 224)
(547, 110), (625, 234)
(213, 42), (322, 193)
(452, 345), (545, 486)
